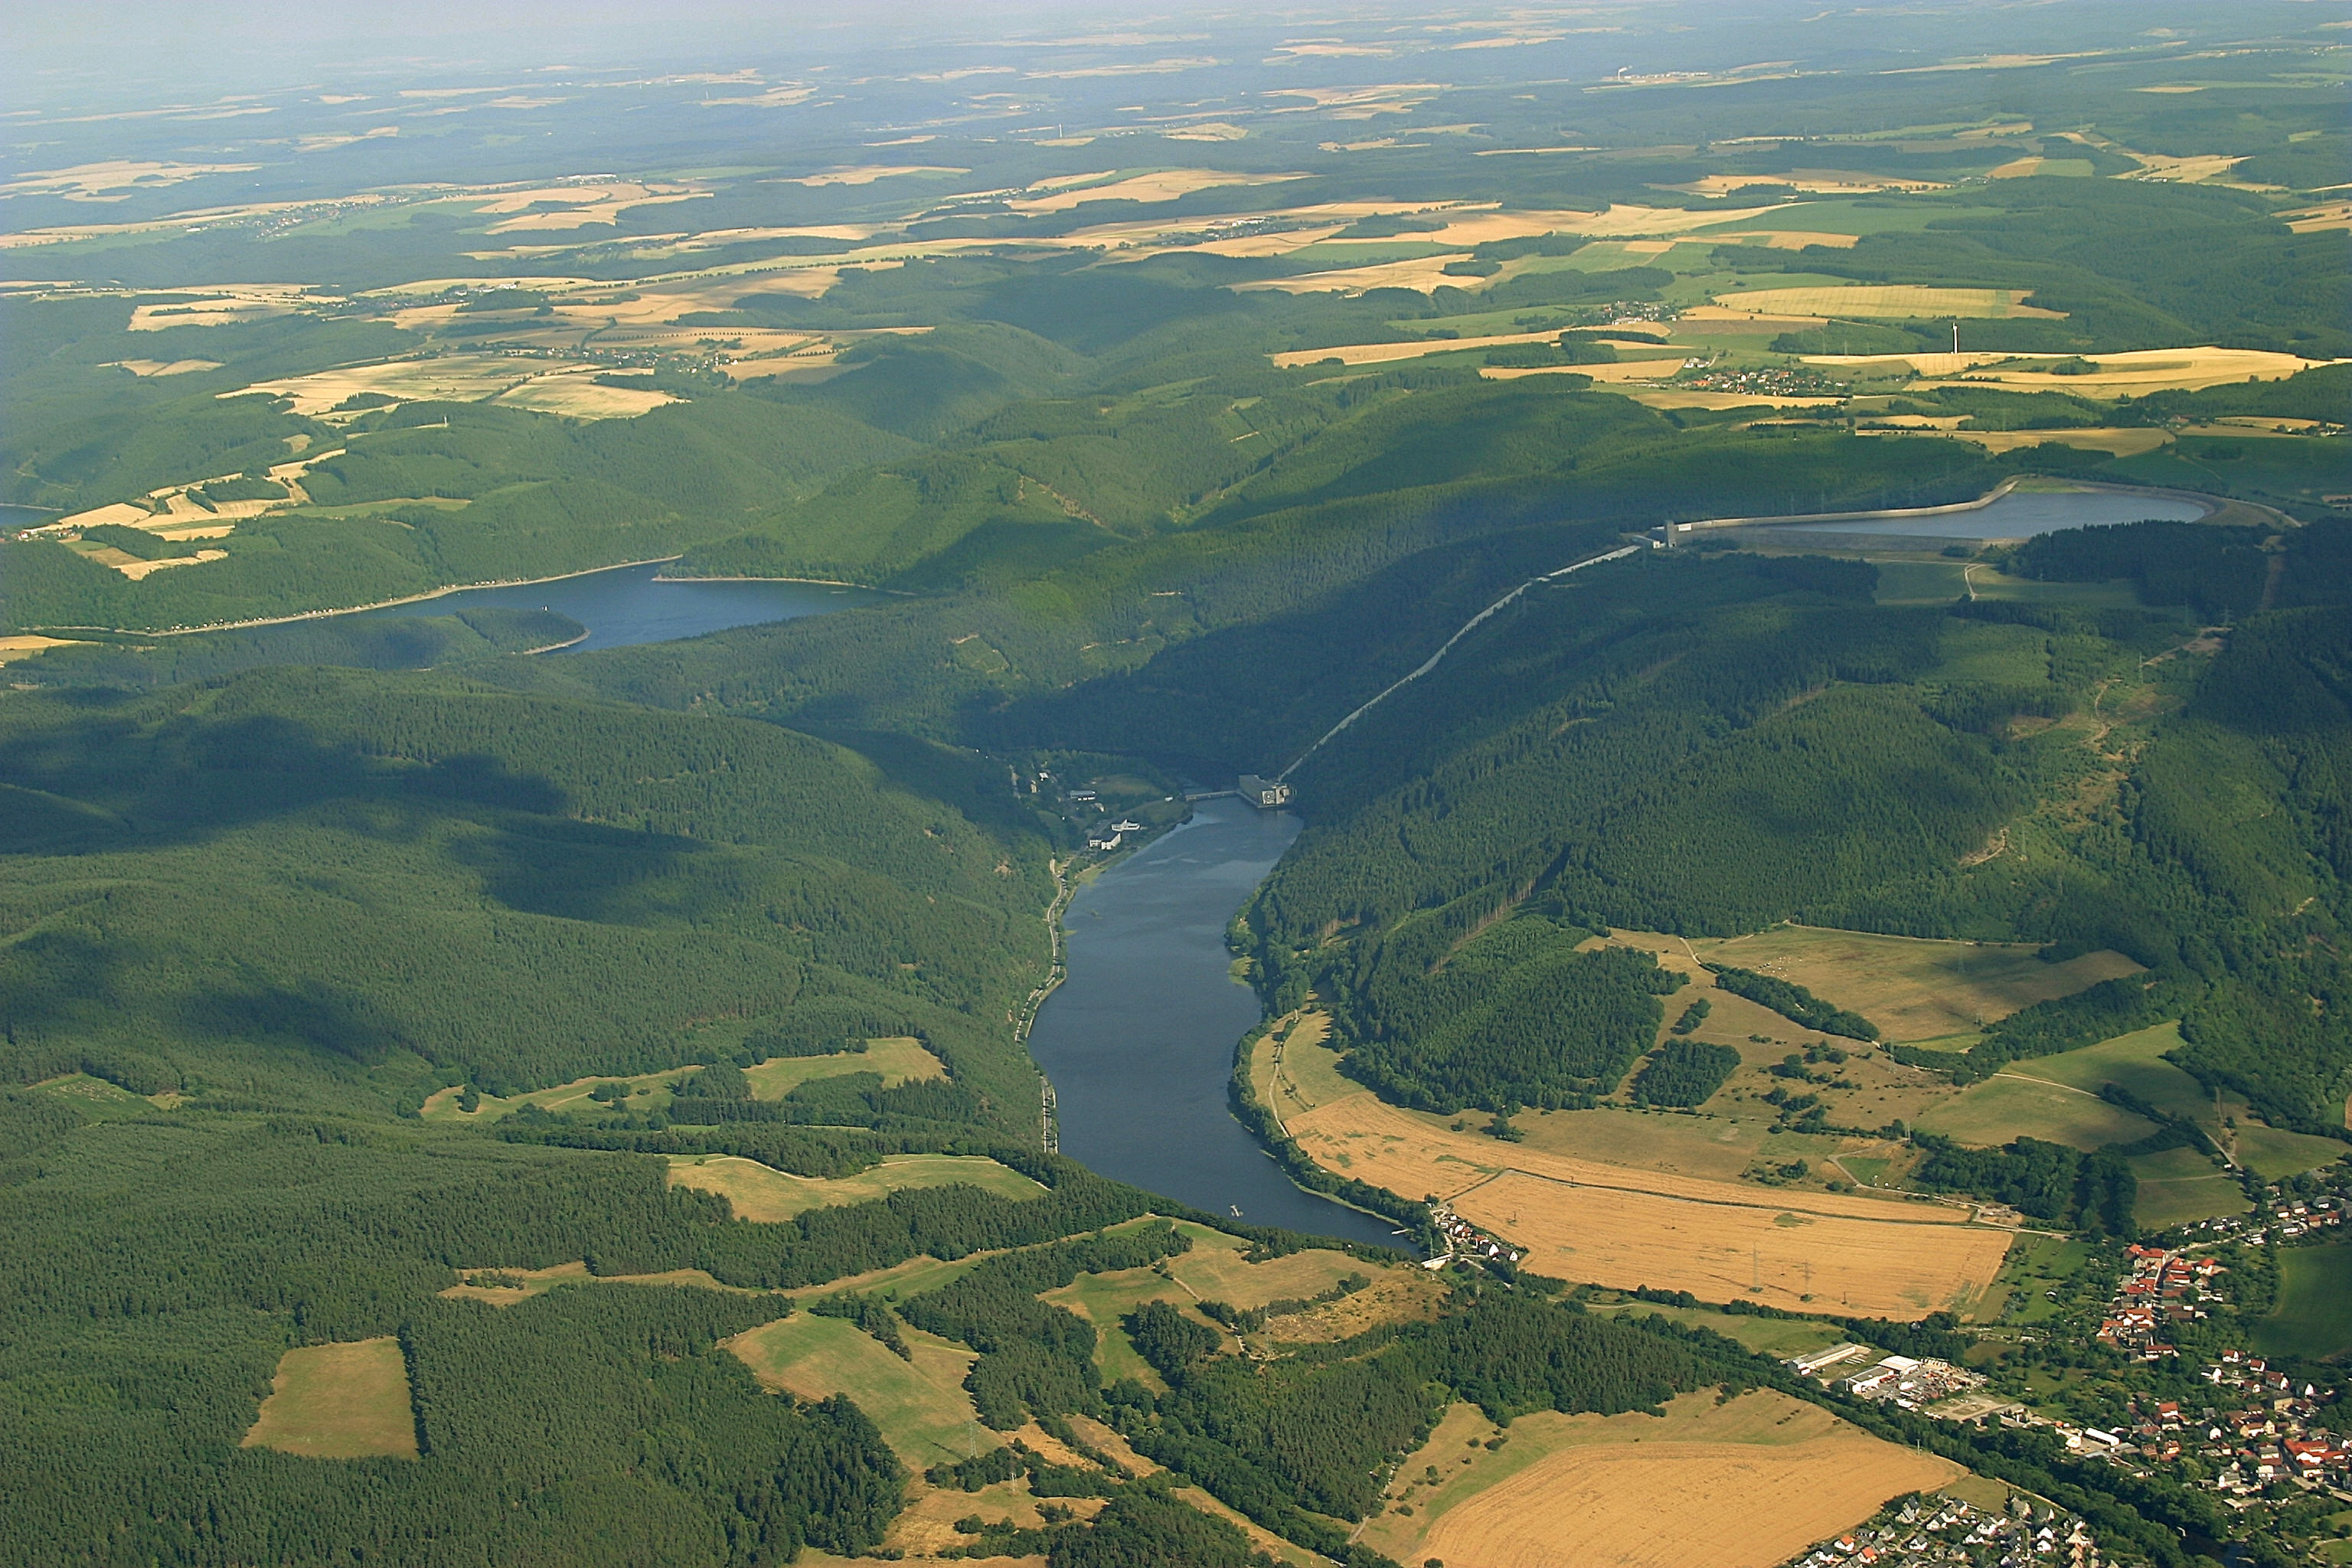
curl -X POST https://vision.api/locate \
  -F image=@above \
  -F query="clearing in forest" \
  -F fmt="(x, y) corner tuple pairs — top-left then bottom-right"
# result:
(243, 1338), (418, 1459)
(1677, 926), (2143, 1045)
(438, 1260), (765, 1306)
(1042, 1219), (1436, 1380)
(727, 1314), (982, 1468)
(666, 1153), (1045, 1223)
(420, 1035), (942, 1123)
(1358, 1389), (1959, 1568)
(743, 1036), (948, 1096)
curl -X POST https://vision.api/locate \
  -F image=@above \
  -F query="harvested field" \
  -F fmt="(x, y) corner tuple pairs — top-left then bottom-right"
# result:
(667, 1153), (1045, 1223)
(89, 547), (228, 580)
(1007, 168), (1305, 214)
(1236, 254), (1478, 295)
(1285, 1067), (1955, 1223)
(2282, 201), (2352, 234)
(727, 1315), (981, 1468)
(1360, 1390), (1958, 1568)
(235, 354), (580, 416)
(243, 1338), (418, 1459)
(744, 1035), (948, 1096)
(1682, 926), (2144, 1044)
(1712, 285), (2064, 318)
(106, 358), (221, 377)
(490, 368), (681, 418)
(785, 165), (969, 187)
(1285, 1092), (2002, 1317)
(1671, 171), (1945, 195)
(1271, 328), (1569, 368)
(1913, 1073), (2158, 1152)
(0, 636), (83, 665)
(1454, 1169), (2006, 1316)
(1952, 427), (2174, 456)
(1807, 346), (2339, 396)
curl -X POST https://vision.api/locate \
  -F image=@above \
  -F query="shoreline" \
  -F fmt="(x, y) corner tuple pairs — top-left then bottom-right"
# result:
(1671, 476), (2230, 537)
(29, 556), (703, 639)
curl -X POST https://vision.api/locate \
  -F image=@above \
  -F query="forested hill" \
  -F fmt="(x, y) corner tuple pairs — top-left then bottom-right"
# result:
(1236, 523), (2352, 1135)
(0, 665), (1054, 1116)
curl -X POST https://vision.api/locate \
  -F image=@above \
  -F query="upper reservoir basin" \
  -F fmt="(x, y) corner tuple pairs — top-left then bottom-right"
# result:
(1787, 485), (2210, 541)
(1025, 796), (1401, 1249)
(350, 563), (880, 652)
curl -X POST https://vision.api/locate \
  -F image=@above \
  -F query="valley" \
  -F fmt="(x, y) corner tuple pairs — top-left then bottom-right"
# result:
(2, 4), (2347, 1567)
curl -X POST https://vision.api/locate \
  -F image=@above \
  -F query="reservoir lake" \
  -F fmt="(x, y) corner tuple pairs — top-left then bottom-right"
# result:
(349, 562), (880, 651)
(1792, 485), (2210, 540)
(1026, 796), (1402, 1248)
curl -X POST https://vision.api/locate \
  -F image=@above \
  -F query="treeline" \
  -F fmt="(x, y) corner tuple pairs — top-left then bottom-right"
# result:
(1909, 1134), (2138, 1234)
(12, 606), (584, 691)
(2003, 520), (2274, 622)
(1705, 965), (1881, 1041)
(1115, 1290), (1745, 1561)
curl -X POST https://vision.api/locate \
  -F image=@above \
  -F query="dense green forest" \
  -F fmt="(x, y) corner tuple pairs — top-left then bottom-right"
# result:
(1236, 522), (2352, 1135)
(0, 665), (1054, 1112)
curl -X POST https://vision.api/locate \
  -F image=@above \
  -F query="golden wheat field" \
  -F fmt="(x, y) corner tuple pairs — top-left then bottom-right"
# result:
(1284, 1092), (2007, 1318)
(1370, 1391), (1960, 1568)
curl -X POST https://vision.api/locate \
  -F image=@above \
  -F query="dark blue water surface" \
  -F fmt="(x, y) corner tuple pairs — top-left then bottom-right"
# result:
(349, 562), (880, 651)
(2, 505), (63, 534)
(1796, 487), (2208, 540)
(1026, 797), (1403, 1247)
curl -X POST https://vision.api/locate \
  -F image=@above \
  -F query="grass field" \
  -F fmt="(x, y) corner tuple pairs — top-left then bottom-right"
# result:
(1041, 1218), (1423, 1380)
(439, 1260), (767, 1307)
(1681, 926), (2141, 1044)
(1912, 1073), (2158, 1152)
(2128, 1146), (2249, 1230)
(1358, 1389), (1959, 1568)
(2234, 1124), (2350, 1184)
(2007, 1024), (2211, 1122)
(2250, 1244), (2352, 1361)
(743, 1036), (947, 1096)
(727, 1315), (984, 1468)
(242, 1338), (418, 1459)
(1586, 1299), (1851, 1358)
(667, 1153), (1044, 1223)
(1981, 1233), (2096, 1325)
(420, 1036), (943, 1124)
